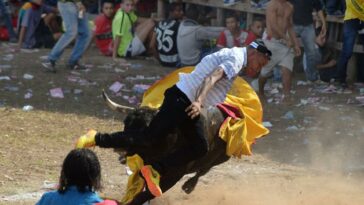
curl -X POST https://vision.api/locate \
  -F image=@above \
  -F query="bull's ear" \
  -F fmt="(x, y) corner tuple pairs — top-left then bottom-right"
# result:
(102, 89), (135, 112)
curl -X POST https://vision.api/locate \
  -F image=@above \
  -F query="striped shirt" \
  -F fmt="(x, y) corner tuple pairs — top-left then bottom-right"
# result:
(176, 47), (247, 107)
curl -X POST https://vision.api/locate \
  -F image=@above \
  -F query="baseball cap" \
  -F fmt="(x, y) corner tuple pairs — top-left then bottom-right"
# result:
(249, 40), (272, 59)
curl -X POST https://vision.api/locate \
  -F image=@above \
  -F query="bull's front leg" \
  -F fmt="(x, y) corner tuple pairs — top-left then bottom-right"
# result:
(182, 141), (229, 194)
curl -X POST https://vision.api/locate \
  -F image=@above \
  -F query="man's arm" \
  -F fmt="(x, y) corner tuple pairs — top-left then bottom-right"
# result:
(287, 7), (301, 56)
(317, 10), (327, 36)
(195, 26), (224, 41)
(317, 59), (336, 69)
(149, 31), (158, 58)
(186, 67), (225, 119)
(112, 35), (122, 60)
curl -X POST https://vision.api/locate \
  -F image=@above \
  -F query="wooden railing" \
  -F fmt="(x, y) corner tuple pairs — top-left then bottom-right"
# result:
(157, 0), (363, 53)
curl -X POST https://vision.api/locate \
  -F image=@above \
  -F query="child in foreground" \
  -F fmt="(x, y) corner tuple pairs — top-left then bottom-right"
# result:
(36, 148), (108, 205)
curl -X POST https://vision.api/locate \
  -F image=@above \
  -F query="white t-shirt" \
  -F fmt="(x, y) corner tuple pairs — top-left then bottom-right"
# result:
(176, 47), (247, 107)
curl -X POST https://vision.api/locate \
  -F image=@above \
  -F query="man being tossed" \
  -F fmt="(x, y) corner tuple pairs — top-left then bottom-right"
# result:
(76, 40), (271, 197)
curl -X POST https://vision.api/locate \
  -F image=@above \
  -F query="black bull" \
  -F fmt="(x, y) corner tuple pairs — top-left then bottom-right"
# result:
(103, 91), (231, 205)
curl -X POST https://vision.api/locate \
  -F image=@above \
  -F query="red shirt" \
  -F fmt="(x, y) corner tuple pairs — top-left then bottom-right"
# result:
(94, 14), (113, 56)
(244, 31), (258, 45)
(217, 30), (258, 48)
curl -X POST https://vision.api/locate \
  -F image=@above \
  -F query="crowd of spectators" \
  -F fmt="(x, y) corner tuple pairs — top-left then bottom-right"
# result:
(0, 0), (363, 87)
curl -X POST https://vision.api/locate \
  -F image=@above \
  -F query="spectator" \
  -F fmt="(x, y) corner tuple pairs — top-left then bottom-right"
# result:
(94, 0), (115, 56)
(0, 0), (17, 42)
(290, 0), (327, 82)
(17, 0), (59, 49)
(303, 15), (336, 83)
(177, 6), (224, 66)
(335, 0), (364, 89)
(245, 18), (264, 45)
(42, 0), (92, 73)
(259, 0), (301, 100)
(151, 2), (184, 67)
(216, 12), (249, 49)
(36, 149), (104, 205)
(315, 33), (337, 82)
(112, 0), (155, 60)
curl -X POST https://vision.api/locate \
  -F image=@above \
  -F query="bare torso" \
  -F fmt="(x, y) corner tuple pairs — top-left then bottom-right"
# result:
(265, 0), (293, 40)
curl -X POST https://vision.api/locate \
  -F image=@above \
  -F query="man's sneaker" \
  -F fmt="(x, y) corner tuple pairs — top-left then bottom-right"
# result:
(68, 62), (87, 70)
(42, 60), (56, 73)
(140, 165), (162, 197)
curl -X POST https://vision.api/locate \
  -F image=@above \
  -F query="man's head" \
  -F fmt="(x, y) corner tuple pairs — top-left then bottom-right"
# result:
(249, 19), (264, 38)
(168, 2), (184, 20)
(121, 0), (134, 13)
(102, 0), (115, 18)
(245, 40), (271, 78)
(225, 13), (239, 33)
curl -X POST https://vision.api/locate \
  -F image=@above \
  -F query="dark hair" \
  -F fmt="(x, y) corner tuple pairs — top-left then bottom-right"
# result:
(225, 12), (238, 21)
(251, 17), (264, 25)
(168, 2), (182, 13)
(185, 6), (199, 21)
(102, 0), (115, 6)
(58, 149), (101, 193)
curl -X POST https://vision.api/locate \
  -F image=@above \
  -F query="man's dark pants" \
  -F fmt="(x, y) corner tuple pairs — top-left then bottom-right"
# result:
(336, 19), (364, 84)
(148, 85), (208, 174)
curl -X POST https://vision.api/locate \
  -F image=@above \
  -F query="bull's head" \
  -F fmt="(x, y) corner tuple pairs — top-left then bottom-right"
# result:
(102, 90), (158, 131)
(103, 90), (160, 162)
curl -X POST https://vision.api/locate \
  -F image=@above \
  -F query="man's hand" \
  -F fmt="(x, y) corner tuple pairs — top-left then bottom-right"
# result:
(294, 44), (301, 56)
(320, 23), (327, 37)
(284, 36), (292, 48)
(185, 101), (202, 119)
(75, 129), (97, 148)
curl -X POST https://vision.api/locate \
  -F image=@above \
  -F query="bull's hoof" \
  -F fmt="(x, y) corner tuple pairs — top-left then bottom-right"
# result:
(182, 176), (199, 194)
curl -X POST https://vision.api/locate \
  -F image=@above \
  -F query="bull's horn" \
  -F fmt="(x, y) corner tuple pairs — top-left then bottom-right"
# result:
(102, 90), (135, 112)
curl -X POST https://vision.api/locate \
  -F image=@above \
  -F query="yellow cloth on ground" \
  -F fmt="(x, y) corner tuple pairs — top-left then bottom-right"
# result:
(140, 67), (269, 157)
(121, 155), (145, 205)
(345, 0), (364, 21)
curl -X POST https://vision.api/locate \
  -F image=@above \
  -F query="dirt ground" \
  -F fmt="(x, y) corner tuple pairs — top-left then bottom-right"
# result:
(1, 42), (364, 205)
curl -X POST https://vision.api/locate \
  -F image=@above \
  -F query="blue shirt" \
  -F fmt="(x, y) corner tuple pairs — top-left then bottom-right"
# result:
(36, 186), (103, 205)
